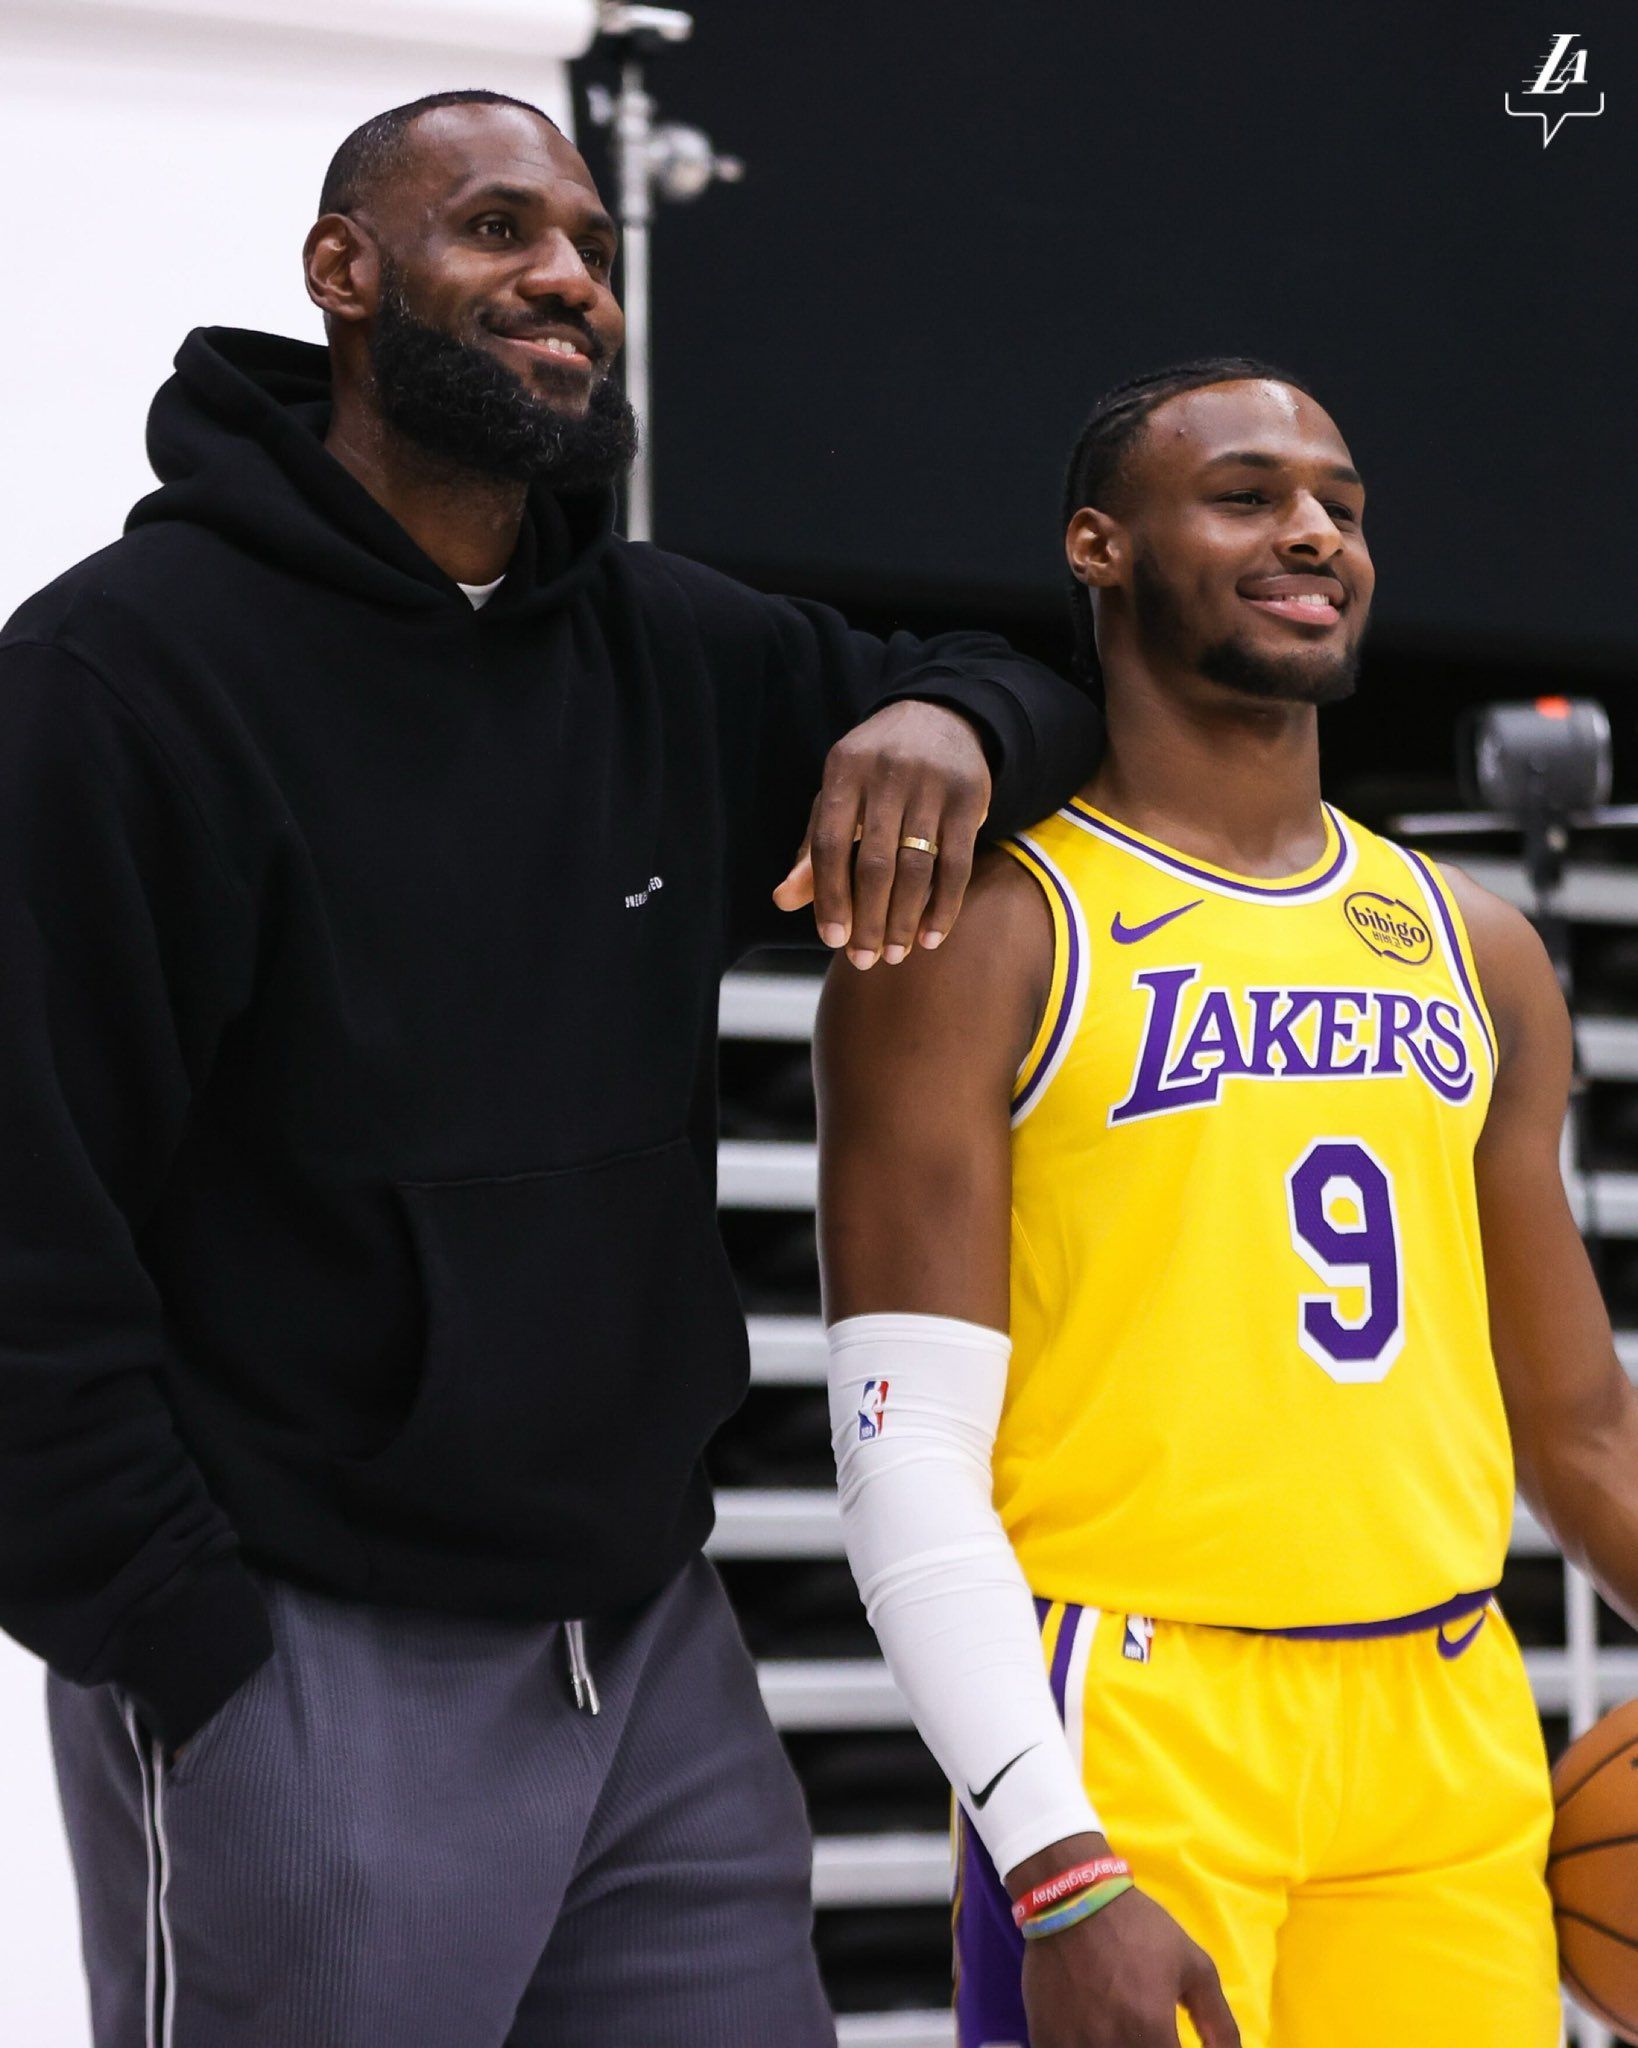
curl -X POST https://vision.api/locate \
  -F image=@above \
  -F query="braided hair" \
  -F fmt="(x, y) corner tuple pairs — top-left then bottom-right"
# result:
(1061, 356), (1314, 689)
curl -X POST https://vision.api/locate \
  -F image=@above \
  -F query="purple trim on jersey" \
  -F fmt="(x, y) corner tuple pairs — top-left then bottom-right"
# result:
(1237, 1585), (1497, 1642)
(954, 1817), (1028, 2048)
(1048, 1602), (1082, 1715)
(1011, 843), (1083, 1116)
(1066, 799), (1352, 900)
(1402, 845), (1499, 1069)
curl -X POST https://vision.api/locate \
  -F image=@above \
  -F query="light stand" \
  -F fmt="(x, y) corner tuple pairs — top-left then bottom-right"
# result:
(1398, 695), (1621, 1306)
(588, 4), (743, 541)
(1398, 697), (1619, 2048)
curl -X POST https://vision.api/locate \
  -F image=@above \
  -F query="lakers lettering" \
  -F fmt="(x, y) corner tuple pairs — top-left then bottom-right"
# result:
(1110, 964), (1476, 1125)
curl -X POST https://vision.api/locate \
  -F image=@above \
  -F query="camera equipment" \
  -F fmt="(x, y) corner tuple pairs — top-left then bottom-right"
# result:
(1458, 697), (1612, 900)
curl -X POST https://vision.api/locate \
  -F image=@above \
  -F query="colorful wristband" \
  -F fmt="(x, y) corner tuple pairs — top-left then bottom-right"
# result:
(1011, 1855), (1132, 1927)
(1020, 1875), (1135, 1942)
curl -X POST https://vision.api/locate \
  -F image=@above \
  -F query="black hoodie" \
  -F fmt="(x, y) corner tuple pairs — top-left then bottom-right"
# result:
(0, 328), (1101, 1749)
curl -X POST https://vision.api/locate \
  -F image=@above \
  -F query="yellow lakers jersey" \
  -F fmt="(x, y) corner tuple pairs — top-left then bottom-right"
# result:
(998, 799), (1513, 1628)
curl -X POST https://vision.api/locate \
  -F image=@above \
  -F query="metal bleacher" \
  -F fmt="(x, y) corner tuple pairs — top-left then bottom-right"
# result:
(709, 850), (1638, 2048)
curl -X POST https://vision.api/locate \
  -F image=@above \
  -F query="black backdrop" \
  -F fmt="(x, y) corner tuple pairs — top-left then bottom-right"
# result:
(578, 2), (1636, 678)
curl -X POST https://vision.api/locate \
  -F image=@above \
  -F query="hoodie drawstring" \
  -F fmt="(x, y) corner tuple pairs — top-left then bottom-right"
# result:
(564, 1619), (600, 1715)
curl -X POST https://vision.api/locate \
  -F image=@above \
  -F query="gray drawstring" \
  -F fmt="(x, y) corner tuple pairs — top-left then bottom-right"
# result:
(563, 1619), (600, 1715)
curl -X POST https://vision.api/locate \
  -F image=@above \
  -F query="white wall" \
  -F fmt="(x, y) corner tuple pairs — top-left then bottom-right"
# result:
(0, 3), (593, 2037)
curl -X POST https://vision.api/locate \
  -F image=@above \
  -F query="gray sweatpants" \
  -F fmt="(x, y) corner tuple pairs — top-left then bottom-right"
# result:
(48, 1555), (837, 2047)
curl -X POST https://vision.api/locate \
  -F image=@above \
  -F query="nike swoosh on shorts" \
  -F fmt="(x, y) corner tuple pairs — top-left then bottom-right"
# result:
(1110, 900), (1203, 945)
(1435, 1610), (1489, 1660)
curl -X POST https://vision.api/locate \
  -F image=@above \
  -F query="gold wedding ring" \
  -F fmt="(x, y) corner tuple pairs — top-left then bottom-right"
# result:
(898, 835), (940, 857)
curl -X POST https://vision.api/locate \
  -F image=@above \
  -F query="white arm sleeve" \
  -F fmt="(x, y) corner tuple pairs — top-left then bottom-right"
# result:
(827, 1311), (1101, 1877)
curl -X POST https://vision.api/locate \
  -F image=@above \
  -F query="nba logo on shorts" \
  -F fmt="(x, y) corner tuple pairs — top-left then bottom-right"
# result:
(858, 1379), (890, 1441)
(1123, 1614), (1155, 1664)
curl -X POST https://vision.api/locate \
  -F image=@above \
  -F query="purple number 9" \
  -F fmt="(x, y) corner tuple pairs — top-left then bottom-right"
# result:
(1283, 1139), (1404, 1383)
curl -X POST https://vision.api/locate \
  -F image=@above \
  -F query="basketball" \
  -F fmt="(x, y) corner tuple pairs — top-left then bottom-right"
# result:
(1550, 1698), (1638, 2032)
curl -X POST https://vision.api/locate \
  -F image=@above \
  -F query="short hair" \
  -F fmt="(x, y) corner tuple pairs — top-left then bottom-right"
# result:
(319, 90), (559, 217)
(1061, 355), (1315, 686)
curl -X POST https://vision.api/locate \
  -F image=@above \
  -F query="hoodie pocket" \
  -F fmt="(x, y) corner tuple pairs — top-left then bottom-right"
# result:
(345, 1138), (746, 1559)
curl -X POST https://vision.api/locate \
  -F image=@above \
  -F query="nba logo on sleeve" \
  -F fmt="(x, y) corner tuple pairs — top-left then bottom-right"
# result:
(858, 1380), (890, 1441)
(1122, 1615), (1155, 1664)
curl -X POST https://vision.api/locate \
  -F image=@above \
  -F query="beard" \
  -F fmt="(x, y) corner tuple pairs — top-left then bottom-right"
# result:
(1131, 548), (1362, 707)
(367, 263), (638, 492)
(1197, 632), (1361, 707)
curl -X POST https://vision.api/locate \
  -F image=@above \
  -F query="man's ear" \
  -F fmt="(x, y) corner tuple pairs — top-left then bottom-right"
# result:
(303, 213), (380, 326)
(1065, 506), (1127, 591)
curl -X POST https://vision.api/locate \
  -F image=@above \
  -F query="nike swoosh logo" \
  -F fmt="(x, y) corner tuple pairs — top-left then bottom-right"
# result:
(1110, 900), (1203, 945)
(968, 1744), (1040, 1810)
(1435, 1611), (1488, 1660)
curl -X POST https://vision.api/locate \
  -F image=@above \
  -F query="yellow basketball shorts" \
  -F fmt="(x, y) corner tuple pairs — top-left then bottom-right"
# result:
(954, 1597), (1560, 2048)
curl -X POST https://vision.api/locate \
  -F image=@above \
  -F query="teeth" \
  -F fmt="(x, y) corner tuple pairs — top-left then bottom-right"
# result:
(545, 337), (577, 355)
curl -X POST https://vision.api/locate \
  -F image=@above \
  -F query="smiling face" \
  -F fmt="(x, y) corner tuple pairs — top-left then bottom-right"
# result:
(314, 101), (636, 486)
(372, 101), (624, 409)
(1068, 379), (1374, 708)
